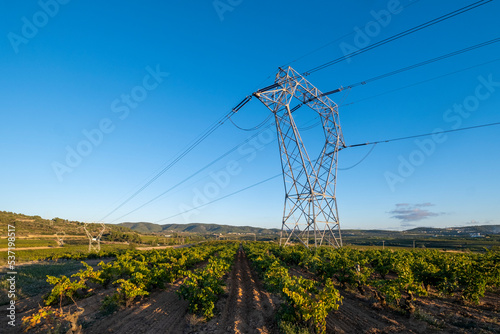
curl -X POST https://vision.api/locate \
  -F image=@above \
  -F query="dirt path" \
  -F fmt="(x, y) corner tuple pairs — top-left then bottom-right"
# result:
(11, 235), (86, 239)
(0, 246), (63, 251)
(189, 247), (278, 334)
(218, 247), (277, 334)
(0, 242), (191, 253)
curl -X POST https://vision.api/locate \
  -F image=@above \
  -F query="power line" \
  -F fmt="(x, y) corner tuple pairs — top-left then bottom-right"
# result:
(339, 57), (500, 108)
(97, 1), (495, 223)
(110, 124), (275, 222)
(298, 119), (321, 131)
(100, 92), (260, 221)
(114, 111), (324, 222)
(99, 110), (234, 221)
(297, 89), (352, 131)
(155, 145), (377, 222)
(338, 144), (377, 170)
(303, 0), (493, 75)
(283, 57), (496, 141)
(229, 113), (273, 131)
(255, 0), (492, 96)
(294, 38), (500, 108)
(280, 0), (421, 68)
(322, 38), (500, 97)
(98, 76), (268, 222)
(113, 112), (334, 222)
(158, 121), (500, 222)
(155, 173), (281, 222)
(344, 121), (500, 149)
(152, 121), (500, 223)
(99, 90), (263, 221)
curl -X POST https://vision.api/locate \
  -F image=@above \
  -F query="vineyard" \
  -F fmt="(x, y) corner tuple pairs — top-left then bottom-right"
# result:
(2, 241), (499, 333)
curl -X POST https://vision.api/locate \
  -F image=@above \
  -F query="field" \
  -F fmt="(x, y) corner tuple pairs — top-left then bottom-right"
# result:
(1, 240), (499, 334)
(0, 243), (131, 266)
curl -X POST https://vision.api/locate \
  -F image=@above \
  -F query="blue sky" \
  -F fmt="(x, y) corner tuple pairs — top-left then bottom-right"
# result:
(1, 0), (499, 230)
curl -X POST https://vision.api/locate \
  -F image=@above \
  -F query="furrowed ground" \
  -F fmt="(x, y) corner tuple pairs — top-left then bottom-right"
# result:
(2, 241), (499, 334)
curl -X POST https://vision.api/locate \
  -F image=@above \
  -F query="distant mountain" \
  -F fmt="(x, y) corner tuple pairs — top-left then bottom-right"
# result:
(119, 222), (280, 235)
(3, 210), (498, 238)
(406, 225), (500, 236)
(342, 224), (500, 239)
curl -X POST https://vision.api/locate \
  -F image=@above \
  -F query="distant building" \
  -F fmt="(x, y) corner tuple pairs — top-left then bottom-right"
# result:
(469, 232), (483, 238)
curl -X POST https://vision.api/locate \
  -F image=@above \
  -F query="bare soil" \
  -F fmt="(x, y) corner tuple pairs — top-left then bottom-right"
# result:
(0, 246), (64, 252)
(325, 284), (500, 334)
(288, 263), (500, 333)
(4, 248), (500, 334)
(188, 247), (279, 334)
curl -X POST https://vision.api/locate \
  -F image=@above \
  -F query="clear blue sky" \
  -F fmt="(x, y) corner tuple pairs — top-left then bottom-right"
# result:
(1, 0), (499, 230)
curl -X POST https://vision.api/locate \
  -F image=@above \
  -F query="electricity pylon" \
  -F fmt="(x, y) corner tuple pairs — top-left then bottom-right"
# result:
(83, 222), (107, 252)
(253, 67), (345, 248)
(55, 231), (66, 246)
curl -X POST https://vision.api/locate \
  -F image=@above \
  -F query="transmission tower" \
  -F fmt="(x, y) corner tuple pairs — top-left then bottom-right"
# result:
(55, 231), (66, 246)
(253, 66), (345, 248)
(83, 222), (107, 252)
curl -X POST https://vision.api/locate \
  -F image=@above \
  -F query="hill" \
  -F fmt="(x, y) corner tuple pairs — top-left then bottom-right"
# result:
(2, 210), (498, 239)
(0, 211), (135, 236)
(119, 222), (280, 235)
(407, 225), (500, 236)
(341, 225), (500, 238)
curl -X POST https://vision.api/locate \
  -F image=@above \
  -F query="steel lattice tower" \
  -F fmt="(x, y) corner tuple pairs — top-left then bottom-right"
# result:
(253, 67), (345, 248)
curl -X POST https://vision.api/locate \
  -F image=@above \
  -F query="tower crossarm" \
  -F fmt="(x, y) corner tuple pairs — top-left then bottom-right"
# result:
(253, 66), (345, 248)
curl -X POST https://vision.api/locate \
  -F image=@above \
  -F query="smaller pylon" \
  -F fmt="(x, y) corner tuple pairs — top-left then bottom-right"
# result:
(55, 231), (66, 246)
(83, 222), (107, 252)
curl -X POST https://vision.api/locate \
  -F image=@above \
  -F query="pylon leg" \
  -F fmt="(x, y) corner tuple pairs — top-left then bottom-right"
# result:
(254, 67), (345, 248)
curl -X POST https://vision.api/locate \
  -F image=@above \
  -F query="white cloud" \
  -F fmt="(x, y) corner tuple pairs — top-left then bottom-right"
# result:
(389, 203), (443, 223)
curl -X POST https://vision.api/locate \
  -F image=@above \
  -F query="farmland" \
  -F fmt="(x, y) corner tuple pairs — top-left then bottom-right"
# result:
(1, 240), (499, 334)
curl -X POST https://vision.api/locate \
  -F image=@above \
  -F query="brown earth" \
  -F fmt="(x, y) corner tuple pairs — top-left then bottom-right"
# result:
(288, 263), (500, 333)
(325, 287), (500, 334)
(0, 242), (190, 252)
(188, 246), (279, 334)
(13, 235), (86, 239)
(81, 281), (190, 334)
(4, 248), (500, 334)
(0, 246), (64, 251)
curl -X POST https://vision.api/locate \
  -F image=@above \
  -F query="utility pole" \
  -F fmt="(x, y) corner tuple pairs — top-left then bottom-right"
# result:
(55, 231), (66, 247)
(254, 66), (345, 248)
(83, 222), (107, 252)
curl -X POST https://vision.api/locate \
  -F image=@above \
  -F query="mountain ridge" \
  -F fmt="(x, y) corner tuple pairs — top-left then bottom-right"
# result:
(118, 222), (280, 234)
(120, 221), (500, 236)
(2, 210), (498, 237)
